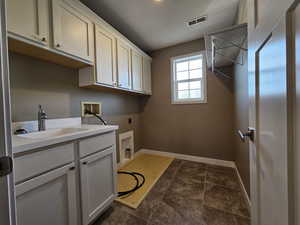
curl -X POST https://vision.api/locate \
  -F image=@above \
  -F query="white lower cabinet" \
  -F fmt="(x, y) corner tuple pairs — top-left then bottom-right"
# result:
(80, 147), (117, 225)
(15, 163), (78, 225)
(14, 131), (117, 225)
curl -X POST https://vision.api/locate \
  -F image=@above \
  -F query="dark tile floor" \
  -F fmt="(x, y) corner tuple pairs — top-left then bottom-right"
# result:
(93, 159), (251, 225)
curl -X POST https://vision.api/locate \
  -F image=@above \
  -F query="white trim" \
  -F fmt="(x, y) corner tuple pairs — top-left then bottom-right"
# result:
(170, 51), (207, 105)
(138, 149), (235, 168)
(234, 165), (251, 209)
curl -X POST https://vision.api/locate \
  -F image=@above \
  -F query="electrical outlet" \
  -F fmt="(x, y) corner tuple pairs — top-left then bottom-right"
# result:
(81, 102), (102, 117)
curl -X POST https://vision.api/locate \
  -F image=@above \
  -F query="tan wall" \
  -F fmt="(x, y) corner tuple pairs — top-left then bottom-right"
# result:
(141, 39), (236, 161)
(9, 52), (143, 160)
(233, 45), (250, 195)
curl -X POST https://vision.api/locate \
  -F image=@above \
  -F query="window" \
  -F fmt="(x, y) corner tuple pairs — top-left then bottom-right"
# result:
(171, 52), (207, 104)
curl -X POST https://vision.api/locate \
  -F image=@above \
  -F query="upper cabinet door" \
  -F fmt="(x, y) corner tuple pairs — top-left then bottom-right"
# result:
(52, 0), (94, 62)
(7, 0), (49, 46)
(117, 39), (131, 89)
(143, 57), (152, 94)
(131, 50), (143, 92)
(95, 26), (116, 86)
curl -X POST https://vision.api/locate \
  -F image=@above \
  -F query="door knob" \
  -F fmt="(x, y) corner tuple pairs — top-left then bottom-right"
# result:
(238, 128), (255, 142)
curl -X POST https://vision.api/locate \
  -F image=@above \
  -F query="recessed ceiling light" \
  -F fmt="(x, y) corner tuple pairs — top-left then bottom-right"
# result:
(154, 0), (163, 3)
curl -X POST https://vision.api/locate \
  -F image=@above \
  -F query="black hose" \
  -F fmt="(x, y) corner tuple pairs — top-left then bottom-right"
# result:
(85, 110), (107, 125)
(117, 171), (145, 197)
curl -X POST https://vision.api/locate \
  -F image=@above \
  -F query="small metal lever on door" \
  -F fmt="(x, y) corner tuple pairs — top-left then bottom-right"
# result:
(0, 156), (13, 177)
(238, 128), (255, 142)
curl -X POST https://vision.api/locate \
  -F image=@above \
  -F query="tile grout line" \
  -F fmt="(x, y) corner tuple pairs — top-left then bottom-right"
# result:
(202, 164), (251, 220)
(203, 165), (208, 202)
(204, 181), (243, 192)
(117, 159), (250, 225)
(146, 160), (183, 225)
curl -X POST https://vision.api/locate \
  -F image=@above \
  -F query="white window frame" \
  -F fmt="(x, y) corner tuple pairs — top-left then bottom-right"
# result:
(170, 51), (207, 104)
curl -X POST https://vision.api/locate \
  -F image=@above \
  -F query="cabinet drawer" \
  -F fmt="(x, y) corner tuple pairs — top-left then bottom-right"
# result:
(14, 143), (75, 183)
(79, 132), (115, 158)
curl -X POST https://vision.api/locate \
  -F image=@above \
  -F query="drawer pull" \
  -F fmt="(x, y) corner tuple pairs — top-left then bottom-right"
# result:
(82, 162), (87, 165)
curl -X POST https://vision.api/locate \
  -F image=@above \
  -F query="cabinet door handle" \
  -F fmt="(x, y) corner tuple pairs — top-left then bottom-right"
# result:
(69, 166), (76, 171)
(32, 35), (47, 43)
(82, 162), (87, 165)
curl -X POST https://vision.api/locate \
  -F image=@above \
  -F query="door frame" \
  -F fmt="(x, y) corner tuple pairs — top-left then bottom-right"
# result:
(0, 0), (16, 225)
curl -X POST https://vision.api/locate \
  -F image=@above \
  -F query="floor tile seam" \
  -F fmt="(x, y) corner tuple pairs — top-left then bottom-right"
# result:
(204, 180), (242, 192)
(145, 161), (184, 225)
(203, 169), (208, 201)
(203, 202), (250, 219)
(204, 205), (243, 225)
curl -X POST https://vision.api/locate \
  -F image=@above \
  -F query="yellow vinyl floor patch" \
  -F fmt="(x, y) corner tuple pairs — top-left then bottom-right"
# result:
(115, 153), (174, 209)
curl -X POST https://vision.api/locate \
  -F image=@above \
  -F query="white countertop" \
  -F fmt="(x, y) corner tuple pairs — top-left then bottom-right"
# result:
(12, 124), (118, 154)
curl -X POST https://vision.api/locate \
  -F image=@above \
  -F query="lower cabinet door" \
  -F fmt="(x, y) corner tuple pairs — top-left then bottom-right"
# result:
(80, 147), (117, 225)
(15, 163), (78, 225)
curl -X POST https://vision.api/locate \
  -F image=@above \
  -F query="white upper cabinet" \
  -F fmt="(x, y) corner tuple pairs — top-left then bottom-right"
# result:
(117, 39), (131, 89)
(8, 0), (152, 94)
(95, 26), (117, 86)
(7, 0), (49, 46)
(52, 0), (94, 62)
(143, 57), (152, 94)
(131, 50), (143, 92)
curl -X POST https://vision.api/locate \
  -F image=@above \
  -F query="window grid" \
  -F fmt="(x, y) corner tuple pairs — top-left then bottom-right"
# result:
(172, 54), (205, 103)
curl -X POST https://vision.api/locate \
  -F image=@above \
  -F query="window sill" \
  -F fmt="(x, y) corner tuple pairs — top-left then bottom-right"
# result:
(171, 99), (207, 105)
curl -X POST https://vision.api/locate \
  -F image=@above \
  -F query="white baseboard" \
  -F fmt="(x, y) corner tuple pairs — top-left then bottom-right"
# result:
(137, 148), (251, 208)
(234, 165), (251, 209)
(138, 149), (236, 168)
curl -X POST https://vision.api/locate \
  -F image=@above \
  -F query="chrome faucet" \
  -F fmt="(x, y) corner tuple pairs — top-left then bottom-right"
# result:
(38, 105), (47, 131)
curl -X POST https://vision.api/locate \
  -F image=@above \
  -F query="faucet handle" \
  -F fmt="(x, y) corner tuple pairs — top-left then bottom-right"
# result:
(38, 105), (47, 118)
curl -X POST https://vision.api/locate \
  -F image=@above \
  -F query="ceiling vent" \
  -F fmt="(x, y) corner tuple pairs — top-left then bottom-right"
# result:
(187, 16), (207, 27)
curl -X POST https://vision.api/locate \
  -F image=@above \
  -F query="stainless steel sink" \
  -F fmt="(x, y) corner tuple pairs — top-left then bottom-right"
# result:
(17, 128), (89, 139)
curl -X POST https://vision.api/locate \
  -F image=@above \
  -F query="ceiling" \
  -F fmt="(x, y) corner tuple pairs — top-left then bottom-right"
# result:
(80, 0), (240, 52)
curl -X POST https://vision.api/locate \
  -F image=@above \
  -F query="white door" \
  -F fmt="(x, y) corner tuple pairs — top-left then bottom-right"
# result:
(290, 2), (300, 225)
(52, 0), (94, 62)
(248, 0), (297, 224)
(143, 57), (152, 94)
(131, 50), (143, 92)
(7, 0), (49, 46)
(0, 0), (16, 224)
(80, 147), (117, 225)
(15, 163), (78, 225)
(117, 39), (131, 89)
(251, 19), (289, 225)
(95, 26), (117, 86)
